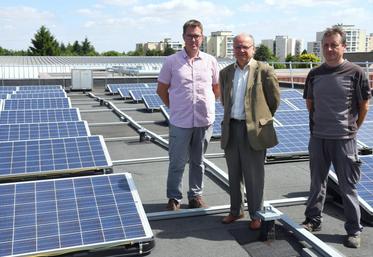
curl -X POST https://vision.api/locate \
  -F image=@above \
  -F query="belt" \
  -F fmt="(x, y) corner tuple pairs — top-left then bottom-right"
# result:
(230, 118), (245, 122)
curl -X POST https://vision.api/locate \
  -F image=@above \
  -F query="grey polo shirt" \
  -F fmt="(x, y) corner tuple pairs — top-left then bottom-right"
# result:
(303, 60), (371, 139)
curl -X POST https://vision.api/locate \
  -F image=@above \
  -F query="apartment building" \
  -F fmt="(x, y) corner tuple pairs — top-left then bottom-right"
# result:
(136, 38), (183, 52)
(261, 36), (303, 62)
(202, 31), (234, 58)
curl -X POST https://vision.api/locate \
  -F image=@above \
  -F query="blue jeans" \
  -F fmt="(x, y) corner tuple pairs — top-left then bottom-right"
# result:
(166, 124), (212, 201)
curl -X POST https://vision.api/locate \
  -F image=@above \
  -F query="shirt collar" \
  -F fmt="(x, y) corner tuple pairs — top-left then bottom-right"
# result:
(182, 48), (202, 60)
(234, 58), (252, 71)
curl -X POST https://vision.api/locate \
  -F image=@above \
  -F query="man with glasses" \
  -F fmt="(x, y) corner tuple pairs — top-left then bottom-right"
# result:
(157, 19), (219, 211)
(219, 33), (280, 230)
(302, 26), (370, 248)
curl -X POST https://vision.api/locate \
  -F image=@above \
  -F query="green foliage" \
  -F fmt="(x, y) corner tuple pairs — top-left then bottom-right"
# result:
(285, 53), (320, 68)
(164, 44), (176, 56)
(254, 44), (273, 62)
(29, 25), (60, 56)
(101, 50), (123, 56)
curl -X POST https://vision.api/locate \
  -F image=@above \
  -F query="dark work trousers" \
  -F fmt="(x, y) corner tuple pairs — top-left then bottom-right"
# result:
(305, 136), (363, 235)
(224, 119), (266, 219)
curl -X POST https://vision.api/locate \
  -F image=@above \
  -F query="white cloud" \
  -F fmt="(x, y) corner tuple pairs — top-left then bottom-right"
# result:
(264, 0), (353, 8)
(132, 0), (232, 18)
(0, 6), (54, 21)
(101, 0), (138, 6)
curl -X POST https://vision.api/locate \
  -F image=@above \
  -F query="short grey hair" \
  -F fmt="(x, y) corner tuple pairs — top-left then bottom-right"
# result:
(233, 33), (255, 46)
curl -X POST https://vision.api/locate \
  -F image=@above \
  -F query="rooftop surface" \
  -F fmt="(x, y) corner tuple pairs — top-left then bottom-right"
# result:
(64, 83), (372, 257)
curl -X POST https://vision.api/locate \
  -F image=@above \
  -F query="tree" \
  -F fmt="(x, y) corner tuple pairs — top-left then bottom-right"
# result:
(101, 50), (122, 56)
(29, 25), (60, 56)
(81, 37), (97, 56)
(72, 41), (81, 55)
(163, 44), (175, 56)
(254, 44), (273, 62)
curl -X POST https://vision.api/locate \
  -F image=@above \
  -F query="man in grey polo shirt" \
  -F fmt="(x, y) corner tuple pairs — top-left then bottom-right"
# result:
(303, 26), (371, 248)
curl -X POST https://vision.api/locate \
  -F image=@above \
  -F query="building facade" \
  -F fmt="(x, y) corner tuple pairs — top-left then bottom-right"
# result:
(202, 31), (234, 58)
(136, 38), (183, 53)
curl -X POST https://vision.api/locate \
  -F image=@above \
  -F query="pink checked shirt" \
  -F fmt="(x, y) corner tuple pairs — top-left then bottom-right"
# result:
(158, 49), (219, 128)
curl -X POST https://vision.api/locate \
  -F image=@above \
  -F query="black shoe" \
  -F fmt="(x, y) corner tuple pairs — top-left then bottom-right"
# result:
(188, 196), (207, 208)
(302, 219), (321, 232)
(166, 199), (180, 211)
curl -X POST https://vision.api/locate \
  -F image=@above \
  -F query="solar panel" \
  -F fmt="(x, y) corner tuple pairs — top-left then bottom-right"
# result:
(212, 114), (223, 137)
(0, 108), (81, 124)
(142, 94), (163, 110)
(14, 89), (65, 94)
(280, 89), (303, 98)
(0, 173), (154, 257)
(278, 99), (297, 111)
(274, 109), (309, 126)
(0, 86), (17, 91)
(329, 155), (373, 216)
(11, 91), (67, 99)
(118, 86), (149, 98)
(0, 93), (9, 100)
(129, 88), (156, 101)
(215, 101), (224, 115)
(365, 109), (373, 122)
(0, 121), (90, 142)
(0, 135), (112, 181)
(267, 125), (309, 156)
(284, 98), (307, 110)
(357, 122), (373, 148)
(145, 83), (158, 88)
(107, 83), (147, 94)
(3, 98), (71, 110)
(160, 105), (170, 121)
(17, 85), (63, 90)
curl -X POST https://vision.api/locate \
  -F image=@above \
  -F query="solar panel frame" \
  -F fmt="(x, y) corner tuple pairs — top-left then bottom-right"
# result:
(0, 135), (112, 181)
(277, 99), (298, 112)
(3, 98), (71, 110)
(0, 173), (154, 257)
(17, 85), (63, 90)
(0, 108), (81, 124)
(284, 98), (307, 110)
(0, 121), (91, 142)
(0, 93), (10, 100)
(0, 86), (18, 91)
(160, 105), (170, 121)
(11, 91), (67, 99)
(117, 85), (149, 98)
(328, 155), (373, 215)
(142, 94), (163, 110)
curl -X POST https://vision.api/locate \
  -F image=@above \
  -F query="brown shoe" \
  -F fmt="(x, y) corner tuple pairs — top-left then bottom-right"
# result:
(222, 213), (244, 224)
(166, 199), (180, 211)
(188, 196), (207, 208)
(249, 219), (262, 230)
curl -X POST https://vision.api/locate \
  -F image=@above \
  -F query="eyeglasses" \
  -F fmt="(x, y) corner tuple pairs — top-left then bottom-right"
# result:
(234, 45), (253, 50)
(323, 43), (342, 49)
(185, 34), (202, 41)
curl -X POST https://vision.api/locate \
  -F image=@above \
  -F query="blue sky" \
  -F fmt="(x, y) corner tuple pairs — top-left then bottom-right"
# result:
(1, 0), (372, 53)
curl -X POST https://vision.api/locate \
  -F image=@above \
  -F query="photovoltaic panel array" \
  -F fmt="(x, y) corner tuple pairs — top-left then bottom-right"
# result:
(267, 125), (309, 156)
(329, 155), (373, 216)
(278, 99), (297, 111)
(0, 108), (81, 124)
(280, 89), (303, 98)
(274, 109), (309, 126)
(145, 83), (158, 88)
(18, 85), (63, 90)
(0, 121), (90, 142)
(285, 97), (307, 110)
(118, 86), (149, 98)
(0, 173), (154, 257)
(10, 91), (67, 99)
(129, 88), (156, 101)
(0, 86), (17, 91)
(0, 93), (9, 100)
(107, 83), (147, 94)
(13, 89), (64, 94)
(357, 122), (373, 148)
(0, 135), (112, 181)
(142, 94), (163, 111)
(3, 98), (71, 110)
(212, 114), (223, 138)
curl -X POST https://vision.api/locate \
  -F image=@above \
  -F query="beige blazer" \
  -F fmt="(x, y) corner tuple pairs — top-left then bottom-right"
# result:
(219, 59), (280, 151)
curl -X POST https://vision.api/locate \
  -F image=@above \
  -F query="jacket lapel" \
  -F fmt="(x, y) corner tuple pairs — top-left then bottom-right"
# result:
(247, 59), (258, 90)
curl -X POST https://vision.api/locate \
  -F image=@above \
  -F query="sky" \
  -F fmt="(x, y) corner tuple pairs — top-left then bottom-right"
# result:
(0, 0), (372, 53)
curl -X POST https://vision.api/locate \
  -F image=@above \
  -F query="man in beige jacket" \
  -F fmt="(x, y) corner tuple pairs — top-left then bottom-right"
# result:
(219, 33), (280, 230)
